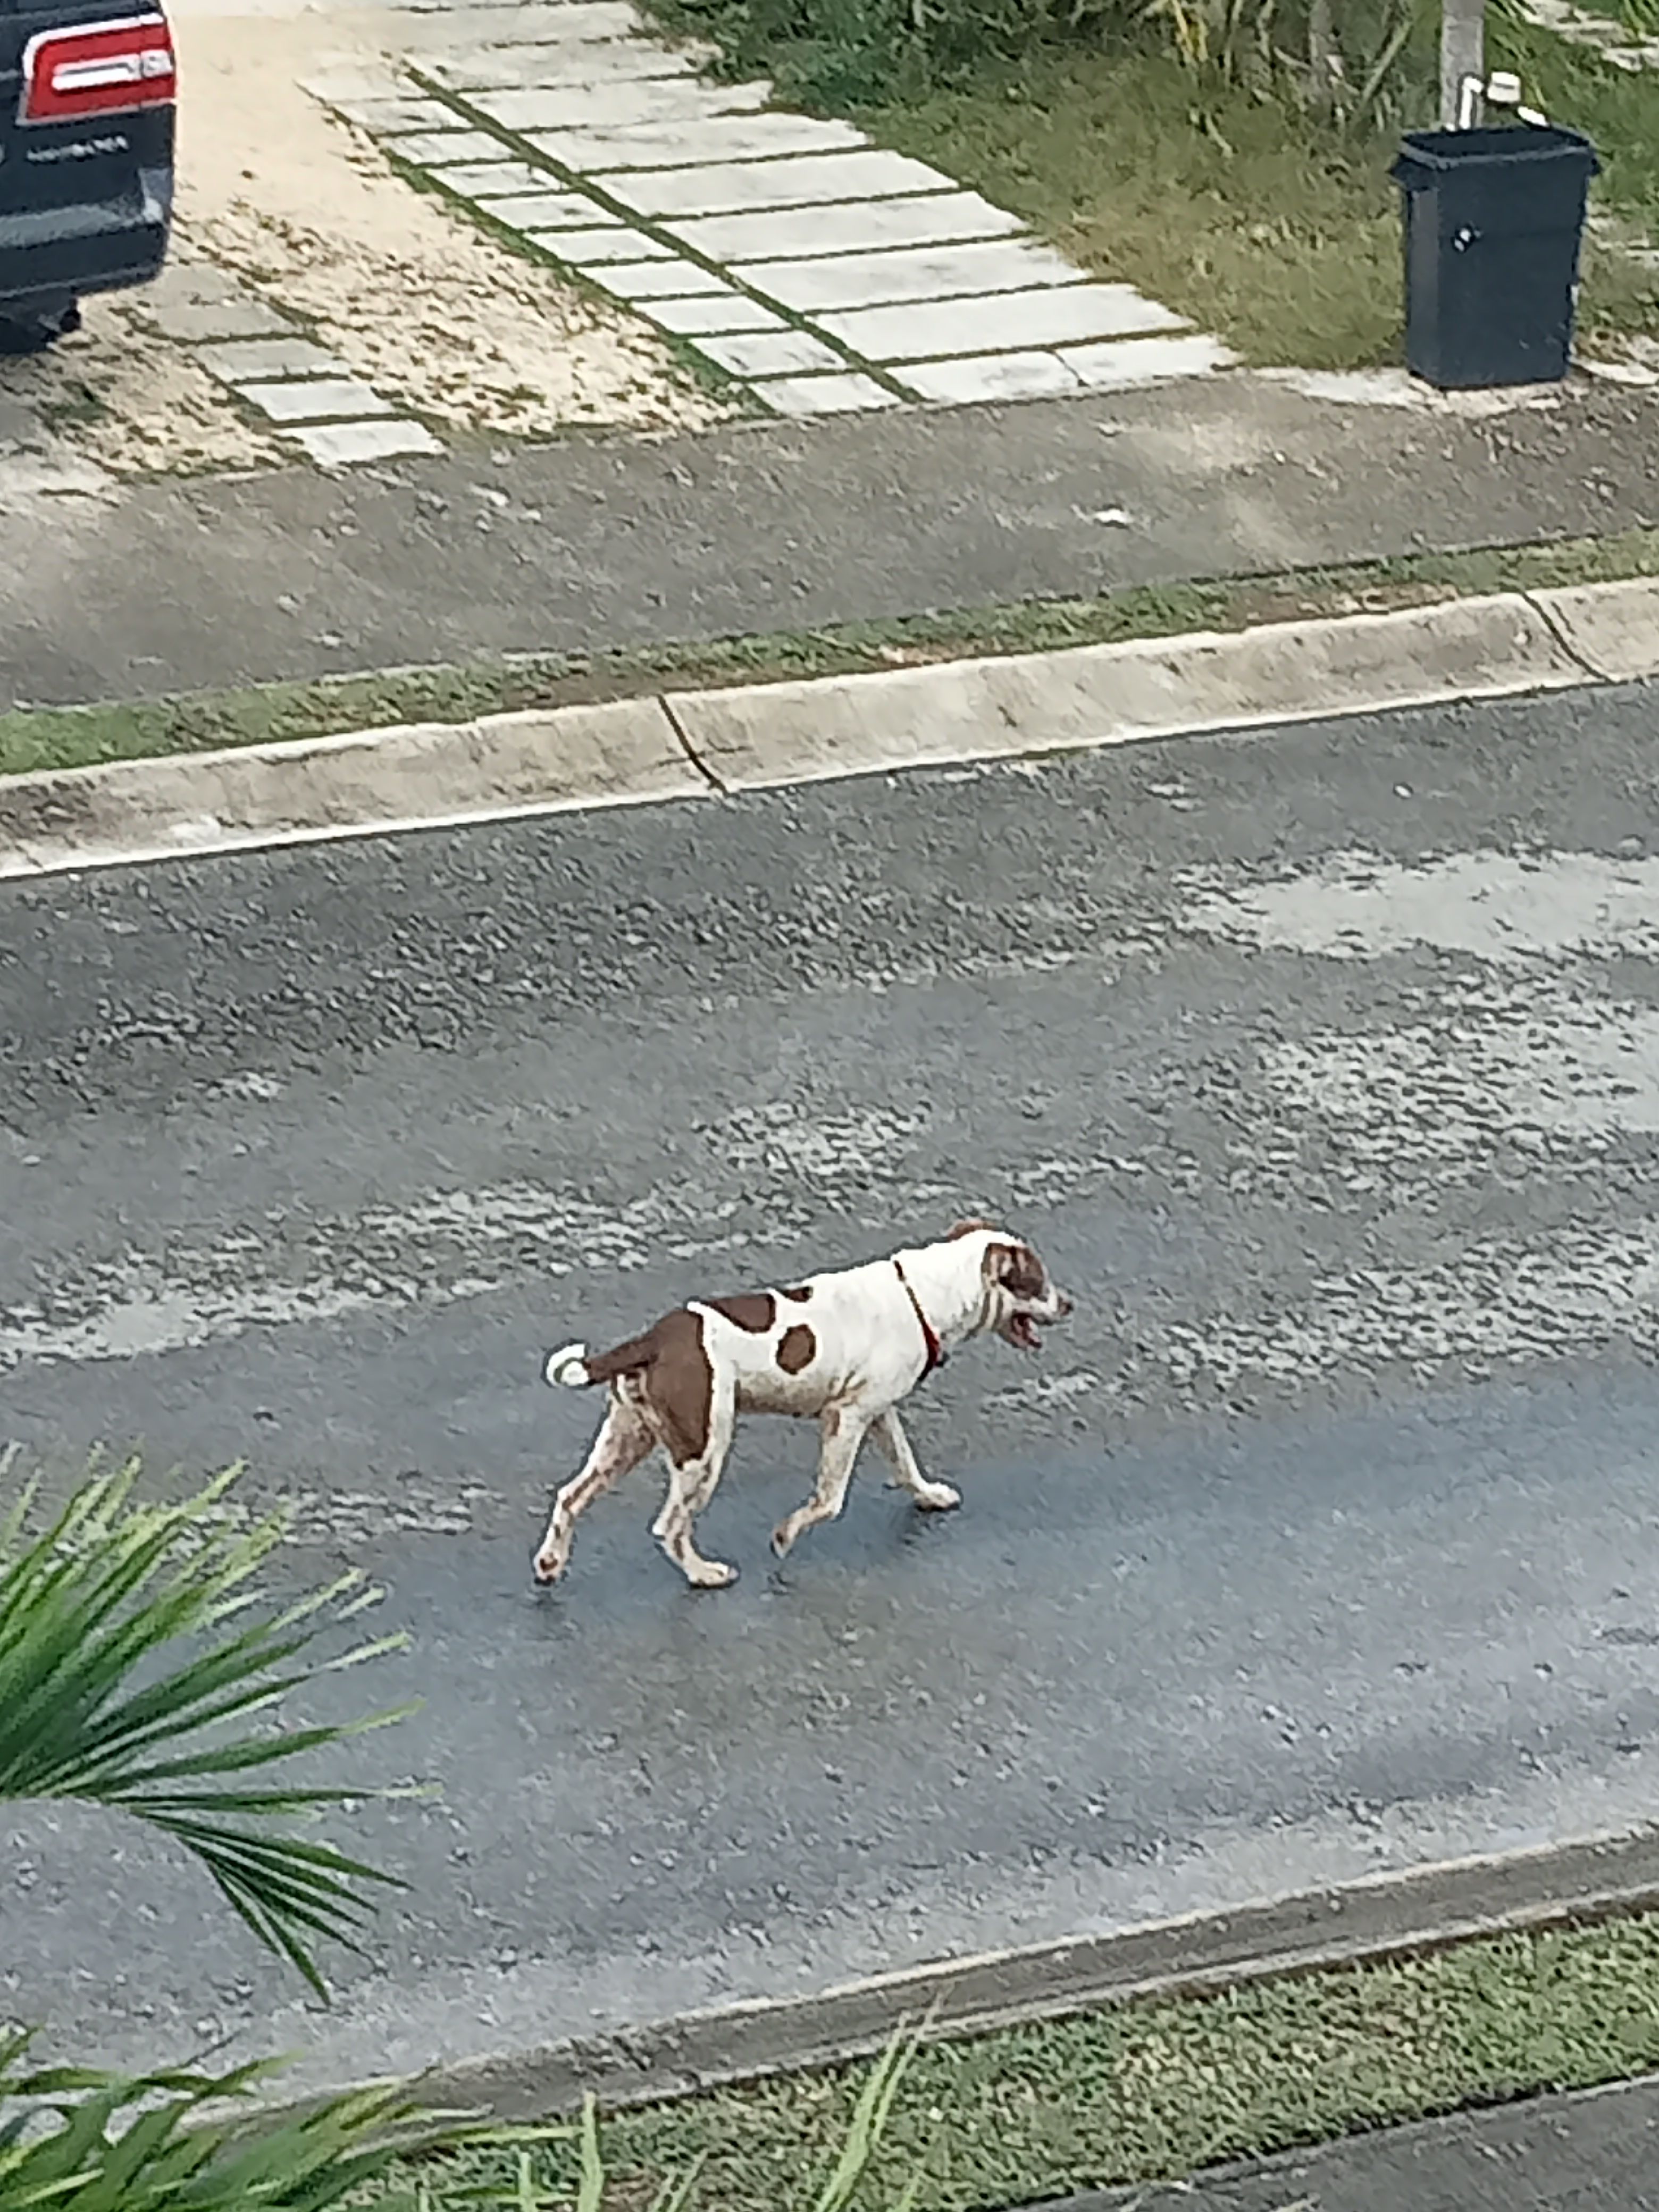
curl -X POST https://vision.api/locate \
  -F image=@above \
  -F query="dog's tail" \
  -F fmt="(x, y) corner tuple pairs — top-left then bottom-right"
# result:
(545, 1323), (669, 1392)
(543, 1342), (594, 1388)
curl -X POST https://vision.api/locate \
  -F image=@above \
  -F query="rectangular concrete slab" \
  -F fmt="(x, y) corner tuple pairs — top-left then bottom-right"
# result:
(640, 292), (787, 334)
(525, 227), (676, 263)
(896, 350), (1083, 403)
(424, 42), (698, 89)
(666, 191), (1021, 265)
(738, 238), (1087, 313)
(410, 2), (640, 37)
(298, 65), (406, 104)
(669, 594), (1585, 791)
(597, 148), (957, 219)
(426, 160), (551, 197)
(140, 263), (248, 310)
(752, 372), (903, 415)
(288, 420), (443, 467)
(1056, 333), (1235, 389)
(381, 129), (510, 166)
(473, 79), (767, 130)
(144, 296), (291, 344)
(322, 96), (460, 133)
(1532, 575), (1659, 681)
(477, 191), (619, 228)
(820, 283), (1186, 361)
(586, 258), (729, 298)
(527, 114), (866, 170)
(696, 329), (847, 376)
(199, 338), (345, 382)
(238, 379), (395, 424)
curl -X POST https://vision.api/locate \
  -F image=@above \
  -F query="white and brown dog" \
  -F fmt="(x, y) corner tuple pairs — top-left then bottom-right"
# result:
(532, 1220), (1071, 1590)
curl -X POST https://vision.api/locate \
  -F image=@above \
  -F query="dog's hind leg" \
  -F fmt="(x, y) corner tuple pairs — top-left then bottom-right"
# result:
(532, 1396), (654, 1584)
(772, 1402), (874, 1559)
(869, 1407), (960, 1512)
(650, 1372), (739, 1589)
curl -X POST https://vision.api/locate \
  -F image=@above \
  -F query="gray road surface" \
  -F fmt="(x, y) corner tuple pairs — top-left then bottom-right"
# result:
(4, 683), (1659, 2095)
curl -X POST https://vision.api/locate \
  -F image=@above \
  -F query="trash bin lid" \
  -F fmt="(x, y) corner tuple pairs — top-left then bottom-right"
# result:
(1392, 123), (1599, 189)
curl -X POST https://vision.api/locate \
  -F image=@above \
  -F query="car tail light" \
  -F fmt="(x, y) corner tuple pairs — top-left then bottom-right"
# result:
(19, 13), (175, 125)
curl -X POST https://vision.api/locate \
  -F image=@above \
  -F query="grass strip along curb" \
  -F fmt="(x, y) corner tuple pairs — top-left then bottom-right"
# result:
(396, 1906), (1659, 2210)
(5, 529), (1659, 782)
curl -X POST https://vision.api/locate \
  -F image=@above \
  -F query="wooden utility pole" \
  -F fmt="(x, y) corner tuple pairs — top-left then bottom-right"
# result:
(1440, 0), (1485, 124)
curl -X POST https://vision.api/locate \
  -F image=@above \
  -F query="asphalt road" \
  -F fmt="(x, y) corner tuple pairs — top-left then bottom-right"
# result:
(4, 682), (1659, 2095)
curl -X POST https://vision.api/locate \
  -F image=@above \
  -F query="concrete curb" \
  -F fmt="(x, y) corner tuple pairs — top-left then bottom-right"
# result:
(379, 1825), (1659, 2124)
(3, 576), (1656, 879)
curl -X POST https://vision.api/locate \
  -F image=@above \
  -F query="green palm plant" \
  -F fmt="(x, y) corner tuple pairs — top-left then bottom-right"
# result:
(0, 2033), (547, 2212)
(0, 1455), (927, 2211)
(0, 1455), (416, 1998)
(0, 1453), (537, 2211)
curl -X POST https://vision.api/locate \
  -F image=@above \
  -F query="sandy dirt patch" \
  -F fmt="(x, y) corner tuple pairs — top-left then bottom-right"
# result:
(169, 7), (728, 439)
(0, 297), (283, 482)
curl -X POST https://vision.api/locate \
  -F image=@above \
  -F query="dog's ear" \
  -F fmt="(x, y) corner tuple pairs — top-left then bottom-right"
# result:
(985, 1240), (1046, 1298)
(947, 1218), (997, 1241)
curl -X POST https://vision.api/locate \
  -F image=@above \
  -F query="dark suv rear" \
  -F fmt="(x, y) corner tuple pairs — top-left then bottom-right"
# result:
(0, 3), (174, 352)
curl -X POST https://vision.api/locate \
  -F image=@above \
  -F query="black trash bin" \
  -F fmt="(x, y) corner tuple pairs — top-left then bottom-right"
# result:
(1391, 125), (1599, 389)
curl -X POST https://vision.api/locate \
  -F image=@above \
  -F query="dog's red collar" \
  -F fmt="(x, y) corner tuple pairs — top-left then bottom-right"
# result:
(893, 1260), (945, 1377)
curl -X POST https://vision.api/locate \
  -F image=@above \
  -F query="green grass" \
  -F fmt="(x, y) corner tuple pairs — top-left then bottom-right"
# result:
(1505, 14), (1659, 245)
(852, 31), (1659, 372)
(393, 1911), (1659, 2208)
(3, 530), (1657, 782)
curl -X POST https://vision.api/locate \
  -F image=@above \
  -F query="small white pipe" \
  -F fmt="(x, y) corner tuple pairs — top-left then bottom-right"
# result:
(1456, 71), (1485, 125)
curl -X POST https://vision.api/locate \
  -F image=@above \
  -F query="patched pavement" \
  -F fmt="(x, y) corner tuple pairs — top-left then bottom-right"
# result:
(4, 682), (1659, 2099)
(5, 362), (1659, 710)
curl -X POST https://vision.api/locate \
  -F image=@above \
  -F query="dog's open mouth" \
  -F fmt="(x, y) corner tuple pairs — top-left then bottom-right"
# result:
(1009, 1313), (1043, 1352)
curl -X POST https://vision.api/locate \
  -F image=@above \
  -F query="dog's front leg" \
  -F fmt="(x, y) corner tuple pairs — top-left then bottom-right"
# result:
(772, 1403), (873, 1559)
(870, 1407), (960, 1512)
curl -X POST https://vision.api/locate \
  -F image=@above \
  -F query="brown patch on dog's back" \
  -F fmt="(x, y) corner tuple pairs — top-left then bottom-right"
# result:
(948, 1218), (998, 1240)
(708, 1293), (776, 1331)
(781, 1284), (812, 1302)
(776, 1324), (816, 1374)
(584, 1309), (714, 1466)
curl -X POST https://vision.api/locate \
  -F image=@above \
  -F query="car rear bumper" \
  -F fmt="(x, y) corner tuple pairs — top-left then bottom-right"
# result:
(0, 170), (171, 313)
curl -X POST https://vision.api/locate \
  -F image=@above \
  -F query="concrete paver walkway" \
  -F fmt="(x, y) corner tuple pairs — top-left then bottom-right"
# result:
(304, 0), (1230, 420)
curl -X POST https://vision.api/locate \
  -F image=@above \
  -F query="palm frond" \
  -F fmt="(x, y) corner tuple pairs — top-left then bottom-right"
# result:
(0, 2029), (516, 2212)
(0, 1457), (422, 1997)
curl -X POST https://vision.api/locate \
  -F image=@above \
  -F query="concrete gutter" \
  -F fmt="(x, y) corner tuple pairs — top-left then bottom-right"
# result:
(2, 576), (1655, 881)
(369, 1825), (1659, 2122)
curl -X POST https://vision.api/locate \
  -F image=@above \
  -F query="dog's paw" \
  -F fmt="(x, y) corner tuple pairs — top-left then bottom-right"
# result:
(687, 1559), (739, 1590)
(912, 1481), (961, 1513)
(531, 1549), (567, 1585)
(770, 1521), (798, 1559)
